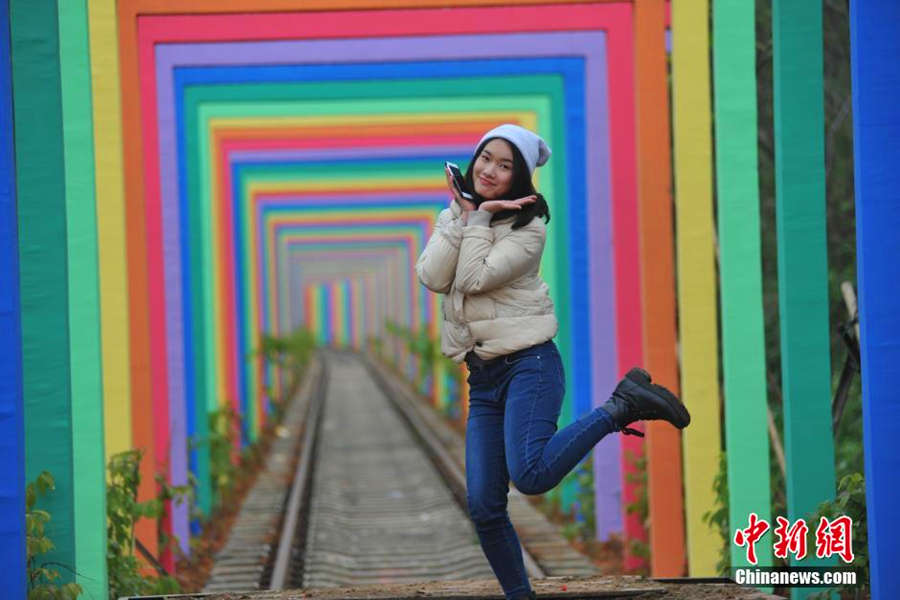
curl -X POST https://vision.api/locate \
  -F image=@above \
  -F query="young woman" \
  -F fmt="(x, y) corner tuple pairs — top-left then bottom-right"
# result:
(415, 124), (691, 600)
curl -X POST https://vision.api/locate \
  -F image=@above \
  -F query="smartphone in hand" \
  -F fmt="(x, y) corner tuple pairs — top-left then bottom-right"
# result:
(445, 161), (474, 201)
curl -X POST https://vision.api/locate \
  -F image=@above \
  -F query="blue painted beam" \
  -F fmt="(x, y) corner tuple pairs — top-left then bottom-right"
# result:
(0, 1), (26, 597)
(849, 2), (900, 598)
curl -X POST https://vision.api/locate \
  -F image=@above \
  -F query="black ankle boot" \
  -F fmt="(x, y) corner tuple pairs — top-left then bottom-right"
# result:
(601, 367), (691, 437)
(512, 591), (536, 600)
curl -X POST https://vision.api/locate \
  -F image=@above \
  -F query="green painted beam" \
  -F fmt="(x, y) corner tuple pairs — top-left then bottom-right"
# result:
(771, 2), (837, 594)
(57, 0), (107, 596)
(712, 0), (773, 572)
(11, 0), (76, 583)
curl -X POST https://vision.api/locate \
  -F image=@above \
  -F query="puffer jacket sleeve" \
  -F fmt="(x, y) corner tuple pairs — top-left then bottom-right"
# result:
(415, 201), (465, 294)
(454, 210), (545, 295)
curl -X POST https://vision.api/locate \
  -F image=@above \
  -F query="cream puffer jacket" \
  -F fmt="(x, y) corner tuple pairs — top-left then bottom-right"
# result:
(415, 200), (559, 363)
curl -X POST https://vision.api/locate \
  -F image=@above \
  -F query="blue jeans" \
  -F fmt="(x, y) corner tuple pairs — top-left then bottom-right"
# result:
(464, 339), (616, 599)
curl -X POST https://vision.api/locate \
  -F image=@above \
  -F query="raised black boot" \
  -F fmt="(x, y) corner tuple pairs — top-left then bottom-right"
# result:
(511, 591), (536, 600)
(601, 367), (691, 437)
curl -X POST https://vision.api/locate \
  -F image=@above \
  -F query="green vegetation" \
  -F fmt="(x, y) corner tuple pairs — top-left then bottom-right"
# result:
(206, 407), (241, 505)
(384, 320), (460, 414)
(26, 471), (81, 600)
(701, 453), (731, 575)
(806, 473), (869, 599)
(384, 320), (451, 389)
(105, 450), (186, 600)
(623, 450), (650, 570)
(559, 456), (596, 543)
(256, 328), (317, 417)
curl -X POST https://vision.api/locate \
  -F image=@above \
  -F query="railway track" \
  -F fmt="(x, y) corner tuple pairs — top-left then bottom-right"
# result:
(280, 349), (496, 589)
(199, 348), (596, 595)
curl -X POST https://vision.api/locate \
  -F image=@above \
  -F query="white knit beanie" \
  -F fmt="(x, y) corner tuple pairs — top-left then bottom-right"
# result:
(476, 124), (551, 175)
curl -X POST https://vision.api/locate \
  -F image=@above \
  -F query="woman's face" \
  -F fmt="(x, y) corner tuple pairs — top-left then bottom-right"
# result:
(472, 139), (515, 200)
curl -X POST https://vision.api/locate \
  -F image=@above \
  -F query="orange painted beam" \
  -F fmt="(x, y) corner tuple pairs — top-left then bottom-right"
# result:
(116, 5), (158, 559)
(633, 0), (685, 576)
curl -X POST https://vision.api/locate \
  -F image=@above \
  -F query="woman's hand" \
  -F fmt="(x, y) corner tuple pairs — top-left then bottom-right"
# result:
(445, 166), (477, 212)
(477, 195), (537, 214)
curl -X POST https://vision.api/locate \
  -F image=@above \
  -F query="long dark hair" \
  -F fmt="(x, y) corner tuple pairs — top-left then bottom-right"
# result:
(464, 137), (551, 230)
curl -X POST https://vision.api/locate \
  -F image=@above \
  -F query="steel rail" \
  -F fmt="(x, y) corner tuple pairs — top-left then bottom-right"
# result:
(269, 357), (328, 589)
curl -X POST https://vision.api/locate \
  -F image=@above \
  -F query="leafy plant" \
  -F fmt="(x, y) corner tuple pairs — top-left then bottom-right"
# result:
(702, 452), (731, 574)
(385, 320), (438, 391)
(624, 450), (650, 568)
(805, 472), (868, 600)
(106, 450), (183, 600)
(366, 335), (384, 359)
(207, 407), (241, 504)
(154, 471), (196, 557)
(26, 471), (82, 600)
(255, 327), (316, 412)
(560, 455), (595, 543)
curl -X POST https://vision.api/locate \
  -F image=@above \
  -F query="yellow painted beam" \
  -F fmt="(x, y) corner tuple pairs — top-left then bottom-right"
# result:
(671, 0), (723, 576)
(87, 0), (131, 460)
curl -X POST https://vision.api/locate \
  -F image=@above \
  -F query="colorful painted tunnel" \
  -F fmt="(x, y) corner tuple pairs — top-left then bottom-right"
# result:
(1, 1), (898, 599)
